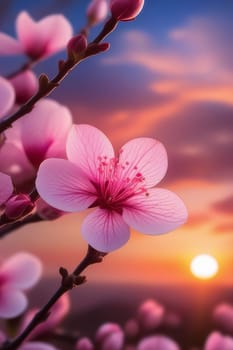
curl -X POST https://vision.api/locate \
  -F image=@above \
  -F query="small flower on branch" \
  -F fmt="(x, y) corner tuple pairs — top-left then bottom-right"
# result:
(0, 11), (73, 61)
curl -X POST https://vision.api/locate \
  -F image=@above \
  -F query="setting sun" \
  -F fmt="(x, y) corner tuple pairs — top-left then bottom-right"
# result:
(190, 254), (219, 280)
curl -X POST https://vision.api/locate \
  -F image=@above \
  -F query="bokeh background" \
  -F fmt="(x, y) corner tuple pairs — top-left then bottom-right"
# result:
(0, 1), (233, 348)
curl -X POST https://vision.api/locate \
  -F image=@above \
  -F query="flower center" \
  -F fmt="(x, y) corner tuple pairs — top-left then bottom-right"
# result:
(93, 155), (148, 213)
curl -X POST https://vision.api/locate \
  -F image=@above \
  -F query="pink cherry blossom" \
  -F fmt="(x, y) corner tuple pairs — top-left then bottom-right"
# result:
(0, 172), (13, 207)
(36, 124), (188, 252)
(9, 70), (38, 105)
(96, 322), (122, 344)
(204, 332), (233, 350)
(0, 252), (42, 318)
(213, 303), (233, 334)
(0, 11), (73, 60)
(137, 299), (165, 331)
(0, 99), (72, 190)
(0, 76), (15, 119)
(19, 294), (70, 340)
(76, 337), (94, 350)
(137, 335), (180, 350)
(87, 0), (109, 26)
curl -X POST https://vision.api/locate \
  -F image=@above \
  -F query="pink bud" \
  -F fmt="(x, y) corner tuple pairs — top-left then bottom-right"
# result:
(110, 0), (144, 21)
(101, 330), (124, 350)
(96, 322), (122, 344)
(87, 0), (109, 26)
(76, 337), (94, 350)
(5, 194), (35, 219)
(9, 70), (38, 105)
(124, 319), (139, 339)
(137, 299), (165, 331)
(67, 34), (87, 58)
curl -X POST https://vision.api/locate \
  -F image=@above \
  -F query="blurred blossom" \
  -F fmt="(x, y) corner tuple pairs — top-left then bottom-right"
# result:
(87, 0), (109, 26)
(137, 335), (181, 350)
(0, 99), (72, 190)
(0, 252), (42, 318)
(101, 329), (124, 350)
(36, 124), (187, 252)
(9, 70), (38, 105)
(124, 318), (139, 339)
(213, 303), (233, 334)
(204, 331), (233, 350)
(95, 322), (122, 344)
(75, 337), (94, 350)
(0, 172), (13, 207)
(4, 194), (35, 220)
(137, 299), (165, 331)
(19, 294), (70, 340)
(110, 0), (144, 21)
(0, 11), (73, 60)
(0, 76), (15, 119)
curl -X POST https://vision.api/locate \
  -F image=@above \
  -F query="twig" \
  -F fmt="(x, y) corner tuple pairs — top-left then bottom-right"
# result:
(0, 17), (118, 134)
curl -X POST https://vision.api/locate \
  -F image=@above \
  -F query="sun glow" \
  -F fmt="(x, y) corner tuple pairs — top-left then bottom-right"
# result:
(190, 254), (219, 280)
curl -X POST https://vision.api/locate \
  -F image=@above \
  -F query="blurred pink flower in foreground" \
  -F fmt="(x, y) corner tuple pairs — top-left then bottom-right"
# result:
(137, 299), (165, 331)
(0, 77), (15, 119)
(0, 252), (42, 318)
(76, 337), (94, 350)
(0, 11), (73, 60)
(19, 294), (70, 340)
(204, 331), (233, 350)
(36, 124), (188, 252)
(0, 172), (13, 207)
(9, 70), (38, 105)
(0, 99), (72, 190)
(137, 335), (180, 350)
(87, 0), (109, 25)
(213, 303), (233, 334)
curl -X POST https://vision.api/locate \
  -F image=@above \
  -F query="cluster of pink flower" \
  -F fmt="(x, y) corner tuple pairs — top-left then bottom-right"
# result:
(0, 0), (188, 349)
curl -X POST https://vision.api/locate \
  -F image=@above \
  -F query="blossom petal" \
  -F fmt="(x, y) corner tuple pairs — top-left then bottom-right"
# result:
(66, 124), (114, 181)
(0, 142), (36, 187)
(0, 172), (13, 206)
(0, 77), (15, 118)
(36, 158), (97, 212)
(204, 332), (233, 350)
(9, 70), (38, 104)
(20, 342), (58, 350)
(119, 137), (168, 187)
(137, 335), (180, 350)
(81, 208), (130, 252)
(0, 287), (27, 318)
(1, 252), (42, 289)
(0, 33), (22, 55)
(16, 11), (72, 59)
(18, 99), (72, 168)
(123, 188), (188, 234)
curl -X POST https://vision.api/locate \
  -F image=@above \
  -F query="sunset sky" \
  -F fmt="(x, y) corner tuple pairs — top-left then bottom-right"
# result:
(0, 0), (232, 287)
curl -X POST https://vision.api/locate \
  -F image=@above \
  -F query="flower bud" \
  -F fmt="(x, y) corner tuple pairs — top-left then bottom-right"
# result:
(137, 299), (165, 331)
(76, 337), (94, 350)
(5, 194), (35, 220)
(87, 0), (109, 26)
(67, 34), (88, 59)
(110, 0), (144, 21)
